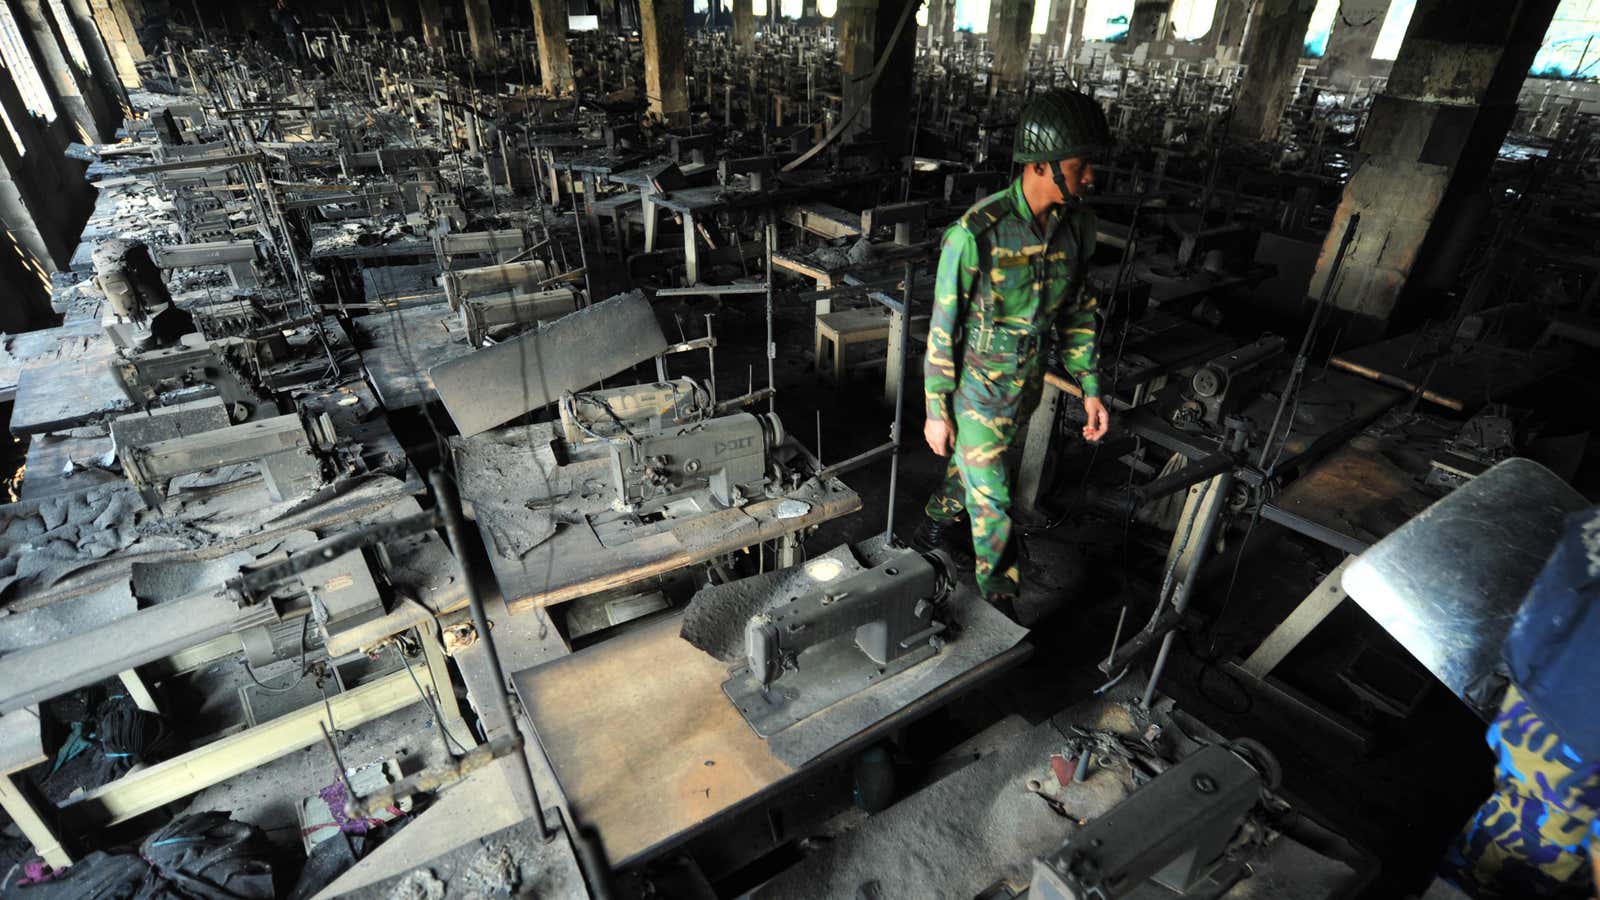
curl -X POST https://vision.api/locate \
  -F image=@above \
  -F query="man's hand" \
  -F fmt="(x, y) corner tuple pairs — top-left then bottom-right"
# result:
(1082, 396), (1110, 442)
(925, 417), (955, 457)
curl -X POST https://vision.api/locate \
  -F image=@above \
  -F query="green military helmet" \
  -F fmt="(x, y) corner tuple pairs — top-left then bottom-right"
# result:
(1013, 89), (1112, 164)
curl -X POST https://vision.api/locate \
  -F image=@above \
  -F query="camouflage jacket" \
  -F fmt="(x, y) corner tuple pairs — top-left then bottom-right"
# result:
(924, 177), (1102, 423)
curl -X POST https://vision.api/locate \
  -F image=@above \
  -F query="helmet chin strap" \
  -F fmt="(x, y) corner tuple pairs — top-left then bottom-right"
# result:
(1050, 160), (1082, 210)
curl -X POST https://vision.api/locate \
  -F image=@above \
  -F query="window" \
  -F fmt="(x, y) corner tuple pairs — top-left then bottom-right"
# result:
(781, 0), (801, 19)
(1169, 0), (1215, 40)
(1303, 0), (1338, 57)
(47, 0), (89, 73)
(1530, 0), (1600, 78)
(818, 0), (836, 16)
(0, 3), (56, 122)
(1370, 0), (1415, 61)
(1031, 0), (1050, 36)
(1081, 0), (1131, 41)
(0, 94), (23, 155)
(953, 0), (989, 32)
(753, 0), (767, 16)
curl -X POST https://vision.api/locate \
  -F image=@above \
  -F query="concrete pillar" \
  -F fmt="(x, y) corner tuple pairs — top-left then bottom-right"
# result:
(641, 0), (689, 126)
(838, 0), (916, 154)
(385, 0), (413, 35)
(464, 0), (496, 65)
(532, 0), (575, 94)
(1046, 0), (1072, 57)
(1209, 0), (1251, 61)
(0, 71), (91, 277)
(1317, 0), (1386, 88)
(87, 0), (144, 88)
(1127, 0), (1171, 45)
(417, 0), (444, 47)
(1063, 0), (1087, 59)
(733, 0), (754, 53)
(990, 0), (1035, 92)
(1310, 0), (1560, 331)
(64, 0), (129, 120)
(1229, 0), (1315, 142)
(17, 0), (114, 142)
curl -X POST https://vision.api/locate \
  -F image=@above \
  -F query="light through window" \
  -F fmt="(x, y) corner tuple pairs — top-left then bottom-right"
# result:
(1081, 0), (1131, 41)
(1371, 0), (1415, 61)
(953, 0), (989, 32)
(47, 0), (89, 72)
(1168, 0), (1215, 41)
(0, 3), (56, 122)
(1303, 0), (1338, 57)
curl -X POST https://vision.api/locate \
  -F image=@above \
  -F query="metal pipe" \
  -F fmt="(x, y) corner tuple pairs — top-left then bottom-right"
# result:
(1141, 469), (1235, 709)
(765, 220), (777, 414)
(428, 469), (556, 842)
(1130, 452), (1234, 508)
(1258, 213), (1359, 470)
(819, 440), (897, 481)
(885, 262), (914, 542)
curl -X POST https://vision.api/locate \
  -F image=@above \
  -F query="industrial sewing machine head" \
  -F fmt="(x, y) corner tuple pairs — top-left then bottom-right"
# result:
(92, 238), (197, 352)
(742, 545), (956, 695)
(607, 410), (785, 510)
(117, 407), (337, 509)
(559, 378), (711, 445)
(110, 336), (271, 422)
(1172, 335), (1286, 433)
(1029, 742), (1278, 900)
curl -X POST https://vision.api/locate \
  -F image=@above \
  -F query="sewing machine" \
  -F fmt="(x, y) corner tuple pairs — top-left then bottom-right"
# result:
(1030, 743), (1269, 899)
(459, 287), (580, 346)
(559, 378), (710, 445)
(607, 411), (784, 510)
(111, 338), (273, 421)
(119, 411), (332, 507)
(723, 546), (955, 738)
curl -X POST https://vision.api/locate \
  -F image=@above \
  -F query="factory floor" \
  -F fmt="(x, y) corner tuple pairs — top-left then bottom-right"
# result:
(645, 289), (1495, 899)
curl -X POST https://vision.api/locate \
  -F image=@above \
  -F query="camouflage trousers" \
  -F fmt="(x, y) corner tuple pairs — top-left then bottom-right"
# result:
(924, 371), (1040, 600)
(1440, 684), (1600, 898)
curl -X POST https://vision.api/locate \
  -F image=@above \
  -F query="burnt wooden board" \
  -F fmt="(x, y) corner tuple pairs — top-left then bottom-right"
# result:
(349, 304), (469, 410)
(512, 609), (1028, 866)
(1265, 438), (1436, 553)
(11, 331), (131, 435)
(514, 614), (791, 865)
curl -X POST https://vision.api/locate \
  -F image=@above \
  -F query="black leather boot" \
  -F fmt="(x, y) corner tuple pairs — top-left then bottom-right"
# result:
(913, 516), (957, 552)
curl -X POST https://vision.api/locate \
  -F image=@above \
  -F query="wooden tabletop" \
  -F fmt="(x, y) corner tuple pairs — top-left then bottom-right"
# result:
(349, 303), (471, 410)
(11, 330), (130, 435)
(1265, 436), (1438, 554)
(516, 614), (790, 864)
(513, 608), (1028, 866)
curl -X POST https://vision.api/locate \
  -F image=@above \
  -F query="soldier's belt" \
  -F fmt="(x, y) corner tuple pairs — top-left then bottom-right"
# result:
(969, 326), (1041, 355)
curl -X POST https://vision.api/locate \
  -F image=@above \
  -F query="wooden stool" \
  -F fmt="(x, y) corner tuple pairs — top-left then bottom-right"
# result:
(814, 308), (893, 382)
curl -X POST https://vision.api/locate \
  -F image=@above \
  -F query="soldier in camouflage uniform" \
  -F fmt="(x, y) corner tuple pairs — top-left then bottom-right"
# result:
(914, 90), (1113, 618)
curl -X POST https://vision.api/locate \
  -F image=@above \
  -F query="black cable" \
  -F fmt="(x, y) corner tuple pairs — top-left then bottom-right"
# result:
(240, 613), (312, 694)
(1181, 628), (1254, 716)
(397, 639), (471, 756)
